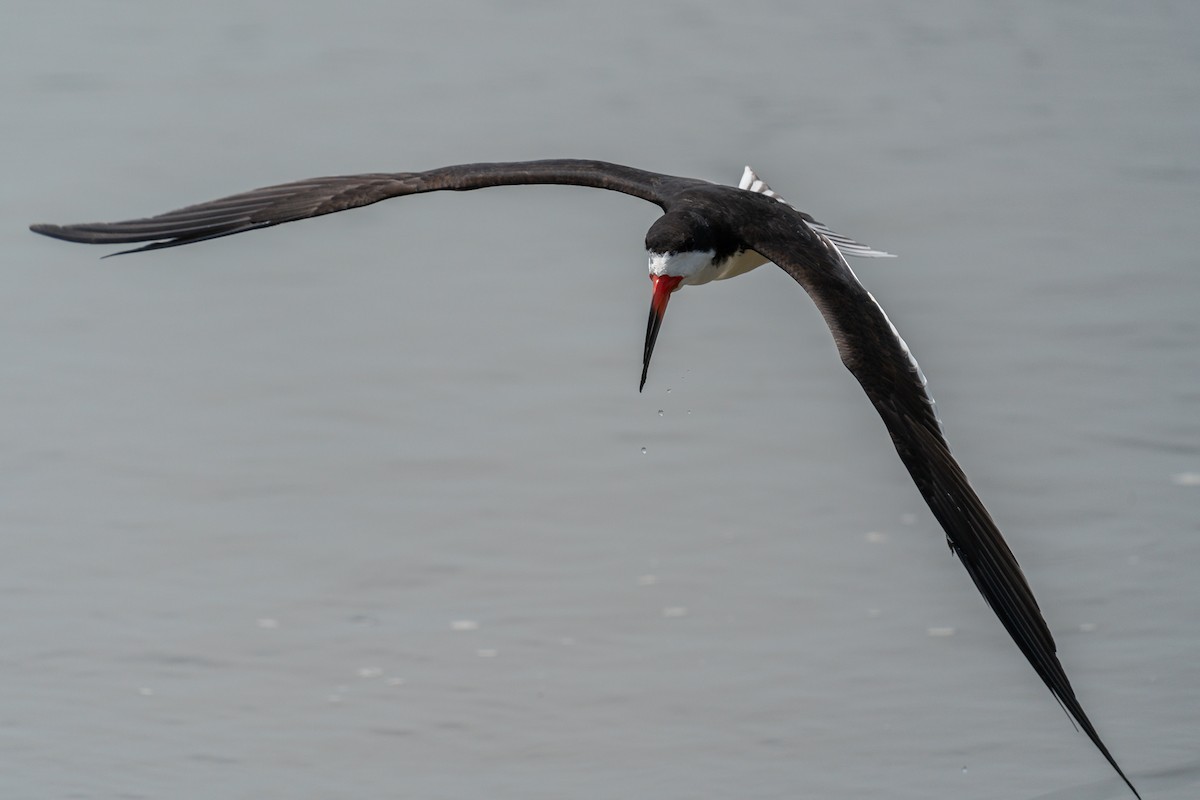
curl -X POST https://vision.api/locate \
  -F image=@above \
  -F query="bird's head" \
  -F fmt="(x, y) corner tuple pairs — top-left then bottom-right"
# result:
(640, 211), (721, 391)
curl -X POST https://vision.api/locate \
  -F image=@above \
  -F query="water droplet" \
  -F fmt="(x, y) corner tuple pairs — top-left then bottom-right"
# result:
(961, 766), (968, 775)
(686, 409), (692, 415)
(666, 388), (671, 393)
(657, 409), (664, 416)
(640, 447), (647, 455)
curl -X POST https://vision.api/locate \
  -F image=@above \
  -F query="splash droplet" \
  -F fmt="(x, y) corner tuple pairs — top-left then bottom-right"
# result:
(658, 409), (664, 416)
(640, 447), (647, 455)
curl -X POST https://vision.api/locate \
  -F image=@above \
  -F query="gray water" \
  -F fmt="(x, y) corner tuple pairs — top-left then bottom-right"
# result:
(4, 2), (1199, 798)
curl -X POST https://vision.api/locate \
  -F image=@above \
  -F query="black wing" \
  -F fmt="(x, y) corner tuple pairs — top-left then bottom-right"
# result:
(29, 159), (700, 255)
(741, 197), (1140, 799)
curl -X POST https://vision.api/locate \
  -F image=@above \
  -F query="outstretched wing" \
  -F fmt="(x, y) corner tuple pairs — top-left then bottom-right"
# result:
(743, 201), (1139, 799)
(30, 159), (698, 255)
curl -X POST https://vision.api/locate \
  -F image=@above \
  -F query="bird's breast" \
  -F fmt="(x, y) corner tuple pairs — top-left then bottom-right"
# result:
(710, 248), (768, 282)
(647, 248), (768, 289)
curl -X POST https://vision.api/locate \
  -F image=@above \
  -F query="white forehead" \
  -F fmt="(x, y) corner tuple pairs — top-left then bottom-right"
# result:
(648, 249), (715, 278)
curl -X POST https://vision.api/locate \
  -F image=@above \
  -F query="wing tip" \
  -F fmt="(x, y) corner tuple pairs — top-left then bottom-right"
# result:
(30, 222), (66, 238)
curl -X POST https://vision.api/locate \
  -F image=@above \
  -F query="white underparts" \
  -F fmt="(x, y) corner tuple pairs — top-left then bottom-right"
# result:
(712, 248), (768, 281)
(647, 248), (769, 287)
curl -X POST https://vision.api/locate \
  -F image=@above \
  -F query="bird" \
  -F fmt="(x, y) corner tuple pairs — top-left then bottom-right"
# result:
(30, 158), (1139, 797)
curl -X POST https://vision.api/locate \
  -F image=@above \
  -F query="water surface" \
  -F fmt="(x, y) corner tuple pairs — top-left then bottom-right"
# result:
(5, 3), (1199, 798)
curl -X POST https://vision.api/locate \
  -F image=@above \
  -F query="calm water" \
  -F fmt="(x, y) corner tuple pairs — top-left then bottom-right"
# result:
(5, 2), (1199, 798)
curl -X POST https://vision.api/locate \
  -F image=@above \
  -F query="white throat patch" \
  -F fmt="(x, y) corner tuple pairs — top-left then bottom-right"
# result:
(648, 250), (716, 283)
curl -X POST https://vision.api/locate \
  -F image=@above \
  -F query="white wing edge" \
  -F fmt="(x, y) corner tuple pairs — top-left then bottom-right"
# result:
(739, 165), (897, 259)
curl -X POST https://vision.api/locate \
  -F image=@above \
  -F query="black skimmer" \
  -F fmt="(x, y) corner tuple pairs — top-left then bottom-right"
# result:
(30, 159), (1139, 797)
